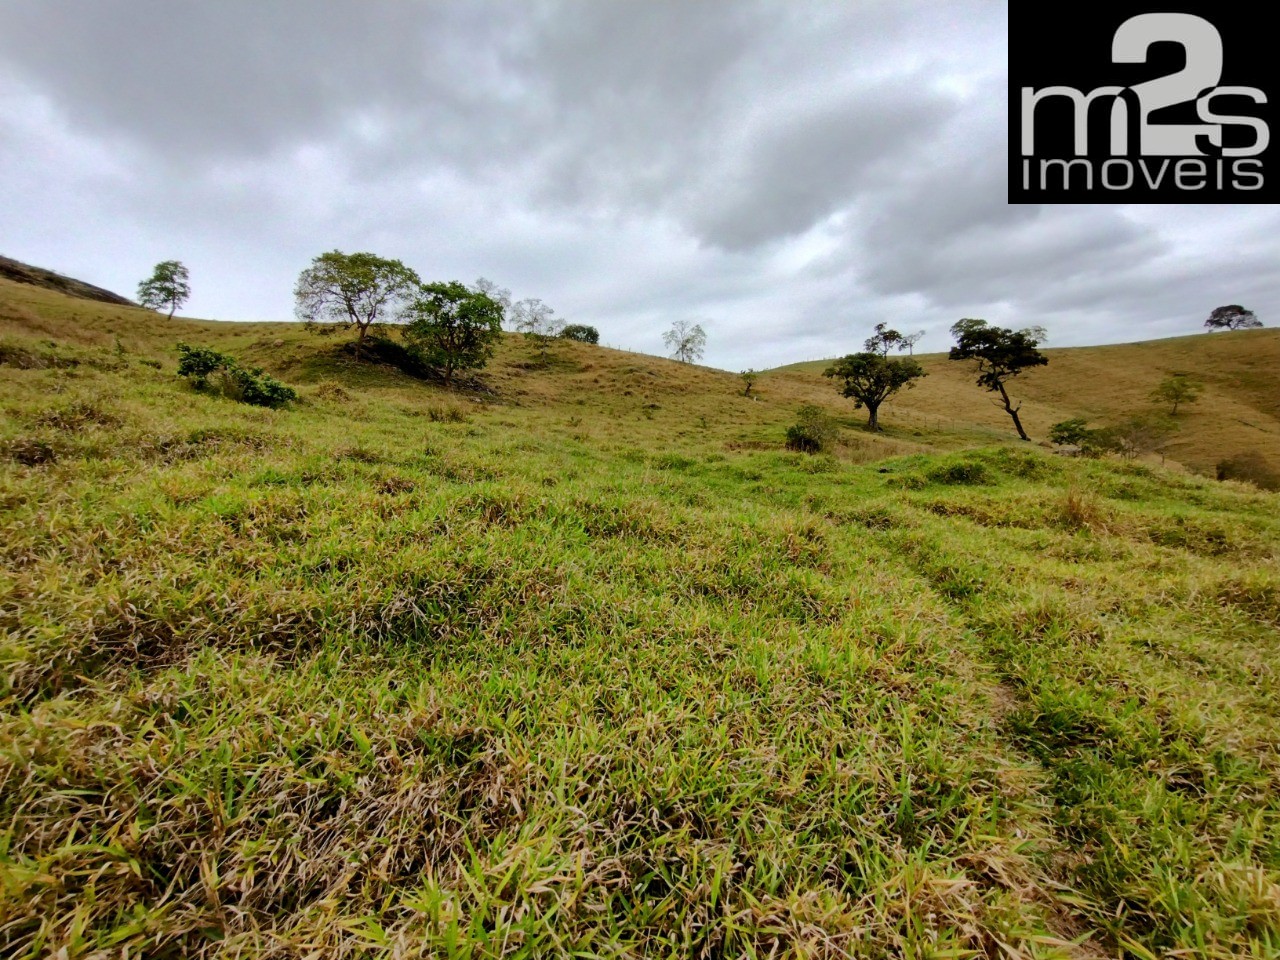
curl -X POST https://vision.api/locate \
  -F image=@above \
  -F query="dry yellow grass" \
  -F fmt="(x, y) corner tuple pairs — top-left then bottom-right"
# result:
(2, 272), (1277, 479)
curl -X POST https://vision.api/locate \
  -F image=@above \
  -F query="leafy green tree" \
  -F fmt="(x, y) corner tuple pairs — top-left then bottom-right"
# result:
(402, 281), (504, 386)
(1205, 305), (1261, 330)
(294, 251), (420, 360)
(823, 352), (925, 431)
(1151, 372), (1201, 415)
(740, 369), (758, 397)
(663, 320), (706, 363)
(864, 323), (903, 356)
(137, 260), (190, 319)
(559, 323), (600, 344)
(948, 318), (1048, 441)
(1048, 418), (1106, 455)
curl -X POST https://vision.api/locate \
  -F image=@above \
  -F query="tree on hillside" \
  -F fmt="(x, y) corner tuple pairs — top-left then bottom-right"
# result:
(1151, 372), (1201, 415)
(560, 323), (600, 344)
(663, 320), (706, 364)
(1205, 305), (1261, 330)
(473, 277), (511, 326)
(824, 352), (926, 431)
(402, 281), (504, 387)
(948, 318), (1048, 442)
(294, 251), (420, 360)
(137, 260), (190, 319)
(864, 323), (903, 356)
(898, 330), (925, 356)
(511, 298), (563, 363)
(740, 369), (758, 397)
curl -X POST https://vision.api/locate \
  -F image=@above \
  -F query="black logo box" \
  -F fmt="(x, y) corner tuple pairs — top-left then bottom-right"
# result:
(1009, 1), (1278, 201)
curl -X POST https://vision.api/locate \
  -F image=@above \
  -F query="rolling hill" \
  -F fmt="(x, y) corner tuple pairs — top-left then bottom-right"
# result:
(2, 267), (1279, 958)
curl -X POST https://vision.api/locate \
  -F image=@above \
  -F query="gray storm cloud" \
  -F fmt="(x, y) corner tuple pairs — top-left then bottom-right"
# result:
(0, 0), (1276, 368)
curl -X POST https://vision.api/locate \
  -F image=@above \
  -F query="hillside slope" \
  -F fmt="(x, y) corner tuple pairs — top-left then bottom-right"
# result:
(0, 254), (136, 307)
(2, 274), (1279, 958)
(775, 329), (1280, 477)
(4, 271), (1276, 478)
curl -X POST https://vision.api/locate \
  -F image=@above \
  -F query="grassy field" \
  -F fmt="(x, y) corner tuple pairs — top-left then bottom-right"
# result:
(2, 276), (1279, 957)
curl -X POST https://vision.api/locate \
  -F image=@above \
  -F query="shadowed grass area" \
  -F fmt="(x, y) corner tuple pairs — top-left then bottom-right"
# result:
(2, 278), (1279, 957)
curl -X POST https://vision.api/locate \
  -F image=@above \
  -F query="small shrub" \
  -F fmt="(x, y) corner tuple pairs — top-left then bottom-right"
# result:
(177, 343), (297, 408)
(176, 343), (235, 388)
(1217, 451), (1280, 491)
(785, 405), (838, 453)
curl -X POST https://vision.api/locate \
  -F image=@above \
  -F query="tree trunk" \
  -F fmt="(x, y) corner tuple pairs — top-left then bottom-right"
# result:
(866, 402), (881, 431)
(167, 303), (176, 320)
(997, 381), (1030, 441)
(354, 324), (366, 361)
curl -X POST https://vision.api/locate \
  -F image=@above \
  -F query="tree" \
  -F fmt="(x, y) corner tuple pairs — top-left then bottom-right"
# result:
(294, 251), (420, 360)
(402, 281), (504, 386)
(898, 331), (925, 356)
(511, 298), (563, 363)
(864, 323), (903, 356)
(1151, 372), (1201, 415)
(823, 352), (926, 431)
(948, 318), (1048, 441)
(1049, 418), (1106, 456)
(137, 260), (190, 319)
(740, 369), (758, 397)
(560, 324), (600, 344)
(1205, 305), (1261, 330)
(472, 277), (511, 326)
(663, 320), (706, 364)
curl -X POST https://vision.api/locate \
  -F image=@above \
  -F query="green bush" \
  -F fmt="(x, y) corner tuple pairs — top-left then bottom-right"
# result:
(176, 343), (235, 388)
(177, 343), (297, 408)
(785, 405), (838, 453)
(559, 324), (600, 344)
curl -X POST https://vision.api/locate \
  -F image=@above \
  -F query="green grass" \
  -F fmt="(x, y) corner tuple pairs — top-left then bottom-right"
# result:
(2, 281), (1279, 957)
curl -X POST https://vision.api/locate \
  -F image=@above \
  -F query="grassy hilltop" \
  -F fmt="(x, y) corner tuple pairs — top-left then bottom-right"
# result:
(2, 273), (1279, 958)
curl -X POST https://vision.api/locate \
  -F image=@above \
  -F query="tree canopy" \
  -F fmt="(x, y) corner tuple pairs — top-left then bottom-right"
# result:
(948, 318), (1048, 441)
(559, 323), (599, 344)
(402, 281), (505, 386)
(864, 323), (903, 356)
(663, 320), (706, 364)
(294, 251), (420, 359)
(137, 260), (190, 319)
(1151, 373), (1200, 415)
(1205, 305), (1261, 330)
(824, 352), (925, 431)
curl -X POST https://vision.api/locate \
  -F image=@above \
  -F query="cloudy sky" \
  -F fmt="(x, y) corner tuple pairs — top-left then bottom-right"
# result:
(1, 1), (1276, 369)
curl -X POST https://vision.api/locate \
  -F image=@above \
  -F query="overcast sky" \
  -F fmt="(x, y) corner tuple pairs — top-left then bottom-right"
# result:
(1, 1), (1276, 369)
